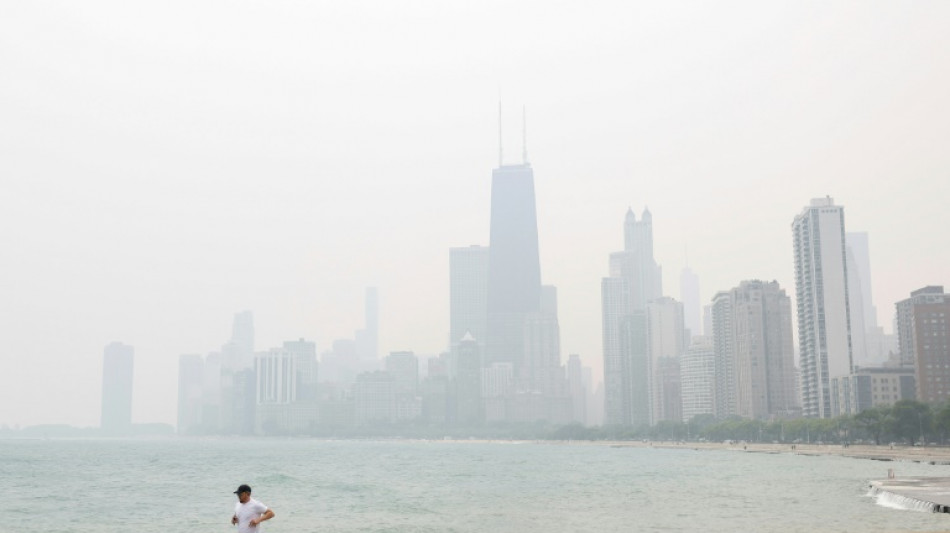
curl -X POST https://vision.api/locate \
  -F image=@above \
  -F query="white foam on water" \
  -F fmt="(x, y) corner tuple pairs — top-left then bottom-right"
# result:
(868, 487), (936, 513)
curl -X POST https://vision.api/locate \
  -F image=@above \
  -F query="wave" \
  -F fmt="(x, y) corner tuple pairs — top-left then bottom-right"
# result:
(868, 486), (936, 513)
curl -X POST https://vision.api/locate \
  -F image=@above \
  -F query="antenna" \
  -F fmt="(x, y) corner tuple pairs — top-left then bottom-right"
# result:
(498, 96), (503, 167)
(522, 105), (528, 165)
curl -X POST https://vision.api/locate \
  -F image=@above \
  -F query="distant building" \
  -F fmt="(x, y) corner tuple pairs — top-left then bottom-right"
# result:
(385, 351), (419, 396)
(680, 338), (715, 422)
(177, 353), (204, 434)
(680, 266), (701, 340)
(647, 297), (686, 423)
(385, 351), (421, 421)
(455, 333), (483, 425)
(101, 342), (134, 433)
(896, 286), (950, 403)
(354, 371), (395, 424)
(602, 208), (662, 427)
(793, 197), (854, 418)
(831, 366), (916, 413)
(449, 245), (489, 369)
(253, 340), (320, 434)
(285, 338), (318, 403)
(485, 162), (542, 373)
(712, 281), (798, 421)
(567, 354), (587, 425)
(354, 287), (379, 364)
(522, 286), (566, 399)
(711, 291), (738, 419)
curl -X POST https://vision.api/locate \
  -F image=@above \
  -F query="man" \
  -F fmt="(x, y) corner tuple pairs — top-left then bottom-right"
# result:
(231, 484), (275, 532)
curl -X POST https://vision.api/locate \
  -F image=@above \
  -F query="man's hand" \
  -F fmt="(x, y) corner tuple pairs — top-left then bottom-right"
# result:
(231, 515), (238, 525)
(250, 517), (261, 526)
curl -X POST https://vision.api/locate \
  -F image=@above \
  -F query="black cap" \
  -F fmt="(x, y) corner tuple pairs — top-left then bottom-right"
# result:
(234, 484), (252, 494)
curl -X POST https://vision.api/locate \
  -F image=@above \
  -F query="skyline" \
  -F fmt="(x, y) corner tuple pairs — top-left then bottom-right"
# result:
(3, 2), (950, 427)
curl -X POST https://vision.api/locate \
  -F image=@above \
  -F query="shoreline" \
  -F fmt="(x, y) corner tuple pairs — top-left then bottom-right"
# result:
(432, 437), (950, 465)
(579, 439), (950, 465)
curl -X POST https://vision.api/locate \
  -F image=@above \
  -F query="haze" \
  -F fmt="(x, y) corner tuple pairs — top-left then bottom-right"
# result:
(2, 1), (948, 428)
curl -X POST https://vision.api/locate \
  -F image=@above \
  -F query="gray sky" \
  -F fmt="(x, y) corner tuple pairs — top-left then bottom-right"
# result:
(2, 2), (949, 428)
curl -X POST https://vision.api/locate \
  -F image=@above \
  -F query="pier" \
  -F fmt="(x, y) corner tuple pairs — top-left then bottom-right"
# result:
(869, 477), (950, 513)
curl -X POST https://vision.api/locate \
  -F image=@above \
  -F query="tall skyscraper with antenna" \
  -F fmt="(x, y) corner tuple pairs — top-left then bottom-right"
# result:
(485, 103), (542, 372)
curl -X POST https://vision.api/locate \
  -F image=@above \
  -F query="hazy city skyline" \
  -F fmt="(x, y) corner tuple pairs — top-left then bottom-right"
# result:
(3, 2), (949, 427)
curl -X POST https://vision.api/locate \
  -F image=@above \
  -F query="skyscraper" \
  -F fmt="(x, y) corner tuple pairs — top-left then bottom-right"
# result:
(623, 207), (663, 310)
(602, 209), (661, 426)
(455, 333), (483, 425)
(711, 291), (737, 419)
(355, 287), (379, 364)
(731, 280), (797, 419)
(485, 162), (542, 370)
(680, 337), (715, 422)
(793, 197), (854, 418)
(647, 296), (686, 423)
(449, 245), (489, 366)
(177, 353), (204, 434)
(101, 342), (134, 433)
(680, 266), (701, 340)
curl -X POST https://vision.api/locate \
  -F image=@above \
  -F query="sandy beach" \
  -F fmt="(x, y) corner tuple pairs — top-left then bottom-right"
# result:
(603, 439), (950, 466)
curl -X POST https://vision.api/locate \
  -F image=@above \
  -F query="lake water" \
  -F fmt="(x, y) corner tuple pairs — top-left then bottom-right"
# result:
(4, 438), (950, 532)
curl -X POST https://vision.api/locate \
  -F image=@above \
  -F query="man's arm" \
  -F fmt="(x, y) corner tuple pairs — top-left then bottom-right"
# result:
(250, 509), (275, 526)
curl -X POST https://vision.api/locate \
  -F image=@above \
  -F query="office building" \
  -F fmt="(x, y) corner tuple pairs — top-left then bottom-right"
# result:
(101, 342), (134, 433)
(681, 266), (701, 340)
(648, 297), (686, 423)
(484, 161), (542, 371)
(711, 291), (738, 419)
(450, 245), (489, 366)
(680, 337), (715, 422)
(177, 353), (204, 434)
(793, 197), (854, 417)
(732, 280), (797, 419)
(896, 286), (950, 403)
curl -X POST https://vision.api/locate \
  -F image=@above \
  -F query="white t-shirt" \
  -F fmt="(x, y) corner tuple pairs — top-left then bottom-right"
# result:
(234, 497), (269, 533)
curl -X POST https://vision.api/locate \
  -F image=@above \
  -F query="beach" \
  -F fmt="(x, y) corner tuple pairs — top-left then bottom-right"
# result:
(608, 439), (950, 466)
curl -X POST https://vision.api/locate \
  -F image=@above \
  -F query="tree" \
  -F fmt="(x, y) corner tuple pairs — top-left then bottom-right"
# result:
(853, 407), (888, 445)
(887, 400), (932, 445)
(934, 403), (950, 444)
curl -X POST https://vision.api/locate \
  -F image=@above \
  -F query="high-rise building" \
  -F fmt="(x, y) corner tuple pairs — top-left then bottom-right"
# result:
(792, 197), (854, 418)
(449, 245), (489, 363)
(385, 351), (419, 396)
(522, 285), (565, 397)
(353, 371), (395, 423)
(896, 286), (950, 403)
(602, 276), (628, 425)
(624, 208), (663, 307)
(284, 338), (318, 403)
(619, 312), (651, 427)
(680, 266), (701, 340)
(711, 291), (738, 419)
(567, 354), (587, 425)
(680, 337), (715, 422)
(101, 342), (134, 433)
(732, 280), (797, 419)
(485, 162), (542, 371)
(256, 348), (296, 405)
(602, 208), (662, 426)
(355, 287), (379, 364)
(647, 297), (685, 423)
(846, 232), (889, 365)
(226, 311), (255, 370)
(177, 353), (204, 434)
(455, 333), (483, 425)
